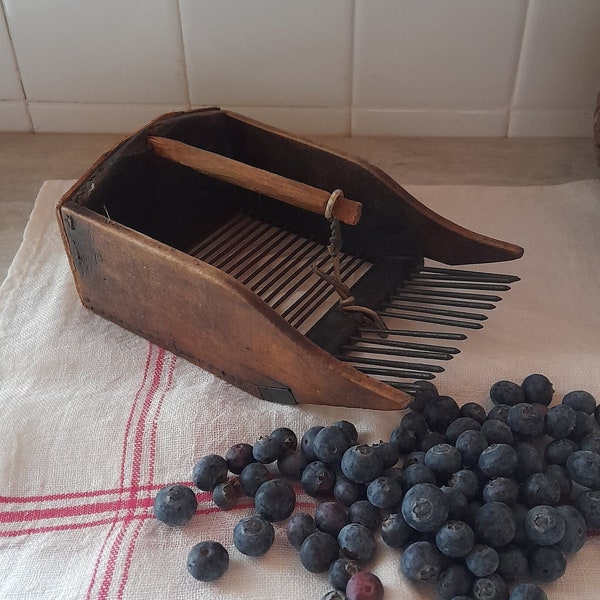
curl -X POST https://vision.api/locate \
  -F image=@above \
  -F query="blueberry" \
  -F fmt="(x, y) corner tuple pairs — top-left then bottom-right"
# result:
(341, 445), (384, 484)
(455, 430), (489, 466)
(239, 461), (270, 497)
(488, 404), (512, 423)
(448, 469), (481, 501)
(435, 520), (475, 558)
(446, 417), (482, 444)
(372, 441), (400, 469)
(345, 571), (384, 600)
(524, 505), (566, 545)
(277, 449), (308, 479)
(287, 512), (317, 550)
(478, 444), (518, 478)
(474, 502), (517, 548)
(471, 573), (509, 600)
(301, 460), (337, 497)
(544, 464), (572, 500)
(441, 486), (469, 520)
(425, 443), (463, 481)
(254, 478), (296, 522)
(580, 432), (600, 455)
(520, 472), (561, 507)
(299, 531), (340, 572)
(186, 541), (229, 582)
(566, 450), (600, 488)
(211, 479), (239, 510)
(381, 512), (417, 549)
(528, 544), (566, 582)
(390, 424), (419, 454)
(301, 425), (325, 461)
(544, 438), (577, 467)
(338, 522), (376, 563)
(490, 380), (525, 406)
(153, 484), (197, 526)
(509, 583), (548, 600)
(507, 403), (545, 438)
(252, 435), (285, 464)
(481, 419), (514, 445)
(562, 390), (596, 415)
(334, 476), (367, 507)
(314, 425), (353, 464)
(496, 544), (529, 581)
(460, 401), (488, 424)
(366, 475), (403, 509)
(568, 410), (596, 442)
(401, 482), (449, 532)
(401, 410), (429, 437)
(192, 454), (228, 491)
(328, 557), (360, 591)
(401, 463), (437, 490)
(555, 504), (587, 555)
(408, 379), (439, 413)
(424, 395), (460, 433)
(348, 500), (382, 532)
(333, 420), (359, 445)
(403, 450), (427, 467)
(315, 501), (350, 536)
(465, 544), (499, 577)
(270, 426), (297, 451)
(544, 404), (576, 439)
(574, 489), (600, 529)
(437, 563), (472, 600)
(482, 477), (519, 505)
(419, 430), (448, 453)
(521, 373), (554, 406)
(513, 441), (544, 482)
(225, 443), (255, 474)
(233, 515), (275, 556)
(401, 540), (444, 582)
(382, 465), (404, 484)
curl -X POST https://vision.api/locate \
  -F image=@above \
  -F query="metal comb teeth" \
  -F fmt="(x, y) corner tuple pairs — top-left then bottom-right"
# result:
(337, 265), (519, 389)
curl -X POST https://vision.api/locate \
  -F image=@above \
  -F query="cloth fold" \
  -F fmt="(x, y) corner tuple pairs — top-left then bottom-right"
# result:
(0, 180), (599, 599)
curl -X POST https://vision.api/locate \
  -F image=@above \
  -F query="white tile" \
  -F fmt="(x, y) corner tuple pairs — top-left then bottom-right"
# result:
(0, 7), (23, 100)
(29, 103), (188, 134)
(508, 109), (596, 138)
(353, 0), (527, 110)
(512, 0), (600, 112)
(0, 101), (31, 131)
(4, 0), (187, 104)
(181, 0), (352, 108)
(352, 108), (509, 137)
(216, 106), (350, 135)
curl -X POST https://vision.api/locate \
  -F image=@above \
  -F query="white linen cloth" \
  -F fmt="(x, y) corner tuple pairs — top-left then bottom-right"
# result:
(0, 179), (599, 599)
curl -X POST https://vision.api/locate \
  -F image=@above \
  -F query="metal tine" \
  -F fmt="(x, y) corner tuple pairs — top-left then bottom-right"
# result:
(390, 293), (496, 311)
(377, 310), (484, 329)
(189, 212), (248, 256)
(228, 226), (289, 280)
(403, 280), (512, 292)
(284, 254), (361, 324)
(336, 354), (444, 373)
(339, 343), (454, 361)
(348, 335), (460, 354)
(251, 238), (318, 294)
(398, 287), (504, 303)
(206, 221), (269, 269)
(379, 380), (424, 391)
(420, 265), (520, 283)
(348, 365), (437, 380)
(382, 303), (488, 321)
(268, 248), (331, 309)
(360, 327), (467, 340)
(239, 230), (301, 286)
(211, 221), (273, 271)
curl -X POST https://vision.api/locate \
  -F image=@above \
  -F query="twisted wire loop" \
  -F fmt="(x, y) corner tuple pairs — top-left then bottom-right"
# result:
(313, 189), (388, 336)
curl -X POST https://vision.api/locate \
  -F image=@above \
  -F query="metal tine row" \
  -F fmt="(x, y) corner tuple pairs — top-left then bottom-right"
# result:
(419, 265), (520, 283)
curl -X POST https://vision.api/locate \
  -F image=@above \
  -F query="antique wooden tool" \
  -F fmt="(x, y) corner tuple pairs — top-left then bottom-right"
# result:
(57, 108), (523, 410)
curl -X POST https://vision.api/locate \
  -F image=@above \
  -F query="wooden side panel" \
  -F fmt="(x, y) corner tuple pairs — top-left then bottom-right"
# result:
(58, 203), (411, 411)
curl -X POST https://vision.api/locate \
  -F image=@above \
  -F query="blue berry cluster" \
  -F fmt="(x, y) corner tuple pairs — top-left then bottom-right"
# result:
(152, 373), (600, 600)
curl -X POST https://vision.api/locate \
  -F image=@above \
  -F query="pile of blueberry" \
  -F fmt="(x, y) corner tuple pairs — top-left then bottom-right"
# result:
(153, 373), (600, 600)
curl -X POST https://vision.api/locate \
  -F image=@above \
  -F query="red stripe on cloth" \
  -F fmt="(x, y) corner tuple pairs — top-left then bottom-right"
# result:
(86, 343), (156, 600)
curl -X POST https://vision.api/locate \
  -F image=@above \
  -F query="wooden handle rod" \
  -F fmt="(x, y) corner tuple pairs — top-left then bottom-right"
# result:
(148, 136), (362, 226)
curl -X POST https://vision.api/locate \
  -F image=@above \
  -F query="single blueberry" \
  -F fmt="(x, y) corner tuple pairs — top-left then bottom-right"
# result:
(474, 502), (517, 548)
(269, 426), (297, 451)
(544, 438), (577, 467)
(455, 430), (489, 467)
(513, 440), (544, 482)
(478, 443), (518, 478)
(562, 390), (596, 415)
(408, 379), (439, 413)
(233, 515), (274, 556)
(348, 499), (382, 532)
(366, 475), (403, 510)
(277, 448), (309, 479)
(481, 419), (514, 445)
(496, 544), (529, 581)
(544, 464), (572, 501)
(381, 512), (417, 549)
(509, 583), (548, 600)
(328, 557), (360, 591)
(301, 425), (325, 461)
(423, 395), (460, 433)
(435, 520), (475, 558)
(372, 441), (400, 469)
(401, 482), (449, 533)
(566, 450), (600, 489)
(287, 512), (317, 550)
(521, 373), (554, 406)
(574, 489), (600, 530)
(471, 573), (509, 600)
(239, 461), (270, 497)
(487, 404), (512, 423)
(579, 432), (600, 455)
(401, 463), (437, 491)
(334, 476), (367, 507)
(211, 479), (239, 511)
(224, 443), (255, 474)
(313, 425), (352, 464)
(192, 454), (228, 491)
(338, 522), (376, 563)
(400, 411), (429, 438)
(332, 420), (359, 445)
(252, 435), (285, 464)
(345, 571), (384, 600)
(314, 501), (350, 536)
(390, 424), (418, 454)
(341, 445), (384, 484)
(301, 460), (337, 497)
(520, 472), (561, 507)
(418, 430), (448, 453)
(490, 380), (525, 406)
(528, 545), (566, 582)
(448, 469), (481, 501)
(568, 410), (596, 442)
(507, 403), (545, 438)
(400, 540), (444, 582)
(460, 401), (488, 424)
(555, 504), (587, 555)
(465, 544), (499, 577)
(254, 478), (296, 522)
(482, 477), (519, 505)
(445, 417), (482, 444)
(441, 486), (469, 520)
(545, 404), (576, 439)
(524, 505), (566, 545)
(425, 443), (463, 481)
(299, 531), (340, 573)
(153, 484), (197, 526)
(437, 563), (472, 600)
(186, 541), (229, 582)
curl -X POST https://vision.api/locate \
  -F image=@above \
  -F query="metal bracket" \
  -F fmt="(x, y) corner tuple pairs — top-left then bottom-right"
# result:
(258, 385), (298, 405)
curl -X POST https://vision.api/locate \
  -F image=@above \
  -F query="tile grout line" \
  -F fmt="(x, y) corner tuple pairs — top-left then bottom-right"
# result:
(0, 0), (34, 132)
(175, 0), (192, 110)
(507, 0), (534, 137)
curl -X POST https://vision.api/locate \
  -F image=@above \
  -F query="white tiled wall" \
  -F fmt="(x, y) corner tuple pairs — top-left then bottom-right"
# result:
(1, 0), (599, 136)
